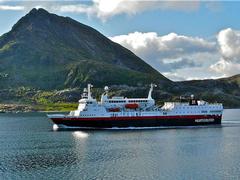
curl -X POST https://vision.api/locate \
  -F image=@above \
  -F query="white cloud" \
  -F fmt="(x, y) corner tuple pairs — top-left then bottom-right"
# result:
(55, 0), (200, 21)
(211, 28), (240, 77)
(163, 67), (225, 81)
(110, 31), (217, 74)
(110, 32), (216, 56)
(210, 58), (240, 77)
(218, 28), (240, 62)
(0, 1), (214, 21)
(0, 5), (24, 11)
(110, 29), (240, 81)
(162, 72), (186, 81)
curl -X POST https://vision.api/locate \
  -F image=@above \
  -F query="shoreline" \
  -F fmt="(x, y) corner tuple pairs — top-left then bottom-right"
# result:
(0, 103), (77, 113)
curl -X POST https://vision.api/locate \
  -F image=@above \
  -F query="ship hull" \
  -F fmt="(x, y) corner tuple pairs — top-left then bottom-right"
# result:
(49, 115), (222, 129)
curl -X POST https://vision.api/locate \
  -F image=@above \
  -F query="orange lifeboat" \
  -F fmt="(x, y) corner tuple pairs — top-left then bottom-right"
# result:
(125, 103), (139, 109)
(108, 107), (120, 112)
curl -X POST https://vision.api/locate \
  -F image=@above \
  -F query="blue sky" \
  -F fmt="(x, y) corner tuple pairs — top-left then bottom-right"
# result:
(0, 1), (240, 81)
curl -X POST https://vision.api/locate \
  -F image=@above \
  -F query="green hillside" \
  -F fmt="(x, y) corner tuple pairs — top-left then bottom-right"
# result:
(0, 8), (169, 90)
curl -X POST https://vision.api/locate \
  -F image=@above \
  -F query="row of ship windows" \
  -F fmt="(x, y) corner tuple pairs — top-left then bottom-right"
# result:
(176, 106), (216, 109)
(129, 100), (148, 103)
(164, 111), (219, 115)
(210, 110), (222, 113)
(168, 111), (220, 114)
(108, 101), (125, 103)
(79, 102), (93, 104)
(81, 114), (95, 116)
(107, 100), (148, 103)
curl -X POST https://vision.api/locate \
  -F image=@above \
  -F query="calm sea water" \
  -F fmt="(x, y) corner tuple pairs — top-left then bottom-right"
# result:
(0, 109), (240, 180)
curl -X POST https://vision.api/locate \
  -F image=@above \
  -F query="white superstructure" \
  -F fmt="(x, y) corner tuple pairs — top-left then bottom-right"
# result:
(65, 84), (223, 118)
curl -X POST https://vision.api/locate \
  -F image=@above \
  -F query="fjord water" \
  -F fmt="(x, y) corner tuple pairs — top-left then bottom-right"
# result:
(0, 109), (240, 179)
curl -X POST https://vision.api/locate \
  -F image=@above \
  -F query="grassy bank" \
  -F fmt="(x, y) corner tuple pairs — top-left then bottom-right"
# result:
(35, 102), (78, 112)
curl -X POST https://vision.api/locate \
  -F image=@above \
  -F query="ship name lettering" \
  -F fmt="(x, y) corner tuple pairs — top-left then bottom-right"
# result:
(195, 118), (215, 123)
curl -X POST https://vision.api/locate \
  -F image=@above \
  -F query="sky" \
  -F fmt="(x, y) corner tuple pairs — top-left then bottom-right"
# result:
(0, 0), (240, 81)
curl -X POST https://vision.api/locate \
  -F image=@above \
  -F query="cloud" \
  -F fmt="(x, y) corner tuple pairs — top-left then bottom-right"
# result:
(211, 28), (240, 76)
(110, 31), (216, 73)
(110, 32), (216, 57)
(210, 59), (240, 77)
(54, 0), (200, 21)
(162, 57), (202, 70)
(162, 72), (186, 81)
(0, 5), (24, 11)
(218, 28), (240, 62)
(110, 29), (240, 80)
(0, 1), (214, 21)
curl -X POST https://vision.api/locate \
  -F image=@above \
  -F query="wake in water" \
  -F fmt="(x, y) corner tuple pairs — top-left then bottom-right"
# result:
(222, 119), (240, 128)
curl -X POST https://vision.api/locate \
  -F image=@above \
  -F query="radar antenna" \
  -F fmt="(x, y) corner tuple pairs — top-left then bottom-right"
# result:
(81, 88), (88, 99)
(104, 86), (109, 93)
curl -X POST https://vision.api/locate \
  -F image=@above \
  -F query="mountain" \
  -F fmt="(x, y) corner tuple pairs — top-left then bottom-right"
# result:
(0, 8), (170, 90)
(0, 8), (239, 110)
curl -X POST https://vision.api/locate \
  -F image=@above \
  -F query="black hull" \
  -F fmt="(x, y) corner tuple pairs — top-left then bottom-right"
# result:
(50, 115), (222, 129)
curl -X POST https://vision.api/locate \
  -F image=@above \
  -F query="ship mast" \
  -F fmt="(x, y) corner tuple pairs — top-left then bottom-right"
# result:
(87, 84), (93, 100)
(148, 83), (157, 99)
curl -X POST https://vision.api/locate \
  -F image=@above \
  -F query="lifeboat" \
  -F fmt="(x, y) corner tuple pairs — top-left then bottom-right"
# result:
(108, 107), (120, 112)
(125, 103), (139, 109)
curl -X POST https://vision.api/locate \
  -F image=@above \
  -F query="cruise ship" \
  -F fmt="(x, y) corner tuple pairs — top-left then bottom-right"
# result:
(48, 84), (223, 129)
